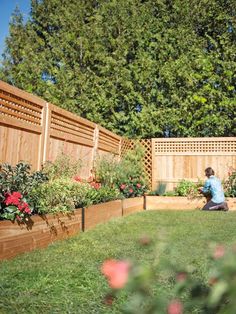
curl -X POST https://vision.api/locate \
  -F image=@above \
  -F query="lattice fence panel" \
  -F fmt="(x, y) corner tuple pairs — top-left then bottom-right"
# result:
(121, 139), (152, 188)
(154, 138), (236, 155)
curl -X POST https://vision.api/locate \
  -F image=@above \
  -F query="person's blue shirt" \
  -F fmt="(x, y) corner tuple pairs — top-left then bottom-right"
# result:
(202, 175), (225, 203)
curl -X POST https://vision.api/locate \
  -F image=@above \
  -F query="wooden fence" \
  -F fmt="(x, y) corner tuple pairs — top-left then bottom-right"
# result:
(1, 80), (235, 189)
(0, 80), (122, 178)
(152, 137), (236, 191)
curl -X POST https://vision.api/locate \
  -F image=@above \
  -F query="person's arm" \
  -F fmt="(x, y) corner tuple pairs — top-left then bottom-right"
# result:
(202, 179), (211, 193)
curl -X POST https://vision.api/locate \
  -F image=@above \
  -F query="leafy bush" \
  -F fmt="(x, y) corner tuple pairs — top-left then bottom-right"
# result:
(0, 162), (48, 221)
(95, 143), (148, 198)
(42, 153), (82, 181)
(160, 179), (204, 198)
(32, 178), (77, 214)
(94, 156), (120, 188)
(92, 185), (120, 204)
(224, 168), (236, 197)
(174, 179), (198, 197)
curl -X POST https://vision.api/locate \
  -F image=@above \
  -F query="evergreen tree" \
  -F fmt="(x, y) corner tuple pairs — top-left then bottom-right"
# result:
(1, 0), (235, 138)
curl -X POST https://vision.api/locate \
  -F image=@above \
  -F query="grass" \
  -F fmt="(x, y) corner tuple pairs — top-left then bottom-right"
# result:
(1, 210), (236, 313)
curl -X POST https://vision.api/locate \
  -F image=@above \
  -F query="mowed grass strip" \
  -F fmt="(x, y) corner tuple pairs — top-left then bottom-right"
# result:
(1, 210), (236, 314)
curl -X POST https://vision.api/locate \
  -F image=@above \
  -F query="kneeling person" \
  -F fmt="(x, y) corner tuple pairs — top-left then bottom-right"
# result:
(199, 167), (228, 211)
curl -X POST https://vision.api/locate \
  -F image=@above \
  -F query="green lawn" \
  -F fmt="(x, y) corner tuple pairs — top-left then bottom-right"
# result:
(1, 210), (236, 314)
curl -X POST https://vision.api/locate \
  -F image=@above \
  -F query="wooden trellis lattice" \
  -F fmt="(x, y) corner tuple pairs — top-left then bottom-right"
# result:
(121, 138), (152, 188)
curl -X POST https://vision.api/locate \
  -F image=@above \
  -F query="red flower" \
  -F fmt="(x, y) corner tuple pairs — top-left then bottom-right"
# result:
(129, 188), (133, 194)
(120, 184), (126, 190)
(18, 201), (31, 214)
(24, 207), (32, 214)
(136, 183), (141, 188)
(12, 192), (22, 199)
(5, 192), (22, 206)
(167, 299), (183, 314)
(101, 259), (130, 289)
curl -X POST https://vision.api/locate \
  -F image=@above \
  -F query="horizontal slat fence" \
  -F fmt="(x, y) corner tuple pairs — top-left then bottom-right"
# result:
(1, 80), (235, 189)
(0, 80), (122, 177)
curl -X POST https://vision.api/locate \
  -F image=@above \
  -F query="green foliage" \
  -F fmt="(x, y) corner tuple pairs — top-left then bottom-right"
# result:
(95, 143), (148, 198)
(42, 153), (82, 181)
(94, 155), (120, 188)
(224, 168), (236, 197)
(1, 0), (235, 138)
(174, 179), (199, 197)
(0, 162), (48, 221)
(32, 178), (77, 214)
(160, 179), (204, 197)
(92, 185), (121, 205)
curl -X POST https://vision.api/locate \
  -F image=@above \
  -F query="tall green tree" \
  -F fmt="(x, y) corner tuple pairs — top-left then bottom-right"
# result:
(0, 0), (235, 138)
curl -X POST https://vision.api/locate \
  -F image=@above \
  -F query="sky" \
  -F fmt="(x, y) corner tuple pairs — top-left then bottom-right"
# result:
(0, 0), (31, 59)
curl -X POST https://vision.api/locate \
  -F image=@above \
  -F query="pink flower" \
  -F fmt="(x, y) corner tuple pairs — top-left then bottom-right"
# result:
(90, 181), (101, 190)
(213, 245), (225, 259)
(129, 188), (133, 194)
(120, 184), (126, 190)
(167, 299), (183, 314)
(101, 259), (130, 289)
(136, 183), (141, 188)
(74, 176), (82, 182)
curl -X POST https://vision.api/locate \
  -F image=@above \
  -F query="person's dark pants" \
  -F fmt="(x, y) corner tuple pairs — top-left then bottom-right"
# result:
(202, 200), (229, 211)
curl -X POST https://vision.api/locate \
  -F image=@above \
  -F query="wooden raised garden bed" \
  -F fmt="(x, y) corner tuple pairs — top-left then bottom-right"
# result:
(0, 209), (82, 260)
(122, 197), (144, 216)
(145, 196), (236, 211)
(83, 199), (122, 230)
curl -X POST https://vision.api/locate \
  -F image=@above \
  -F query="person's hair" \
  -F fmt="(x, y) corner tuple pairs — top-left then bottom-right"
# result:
(205, 167), (215, 177)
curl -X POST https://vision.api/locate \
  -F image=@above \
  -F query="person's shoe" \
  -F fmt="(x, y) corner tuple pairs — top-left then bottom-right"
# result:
(223, 202), (229, 211)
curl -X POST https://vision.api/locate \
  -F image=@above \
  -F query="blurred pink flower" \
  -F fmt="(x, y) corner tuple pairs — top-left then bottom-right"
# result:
(167, 299), (183, 314)
(101, 259), (130, 289)
(213, 245), (225, 259)
(176, 272), (187, 282)
(120, 184), (126, 190)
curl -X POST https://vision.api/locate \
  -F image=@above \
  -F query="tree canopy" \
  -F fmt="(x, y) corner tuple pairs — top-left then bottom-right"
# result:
(0, 0), (235, 138)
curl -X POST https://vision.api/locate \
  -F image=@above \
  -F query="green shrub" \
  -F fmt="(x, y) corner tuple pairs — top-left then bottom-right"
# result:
(0, 162), (48, 221)
(224, 168), (236, 197)
(174, 179), (198, 196)
(95, 143), (148, 198)
(92, 185), (120, 204)
(32, 178), (77, 214)
(94, 155), (120, 188)
(43, 153), (82, 181)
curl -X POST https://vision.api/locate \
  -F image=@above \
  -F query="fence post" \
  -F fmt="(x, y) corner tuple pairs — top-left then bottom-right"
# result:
(91, 125), (99, 171)
(41, 102), (52, 165)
